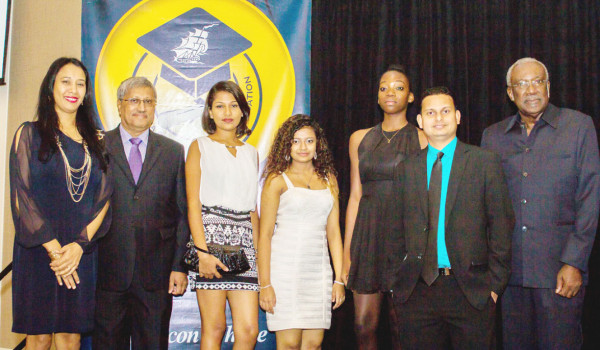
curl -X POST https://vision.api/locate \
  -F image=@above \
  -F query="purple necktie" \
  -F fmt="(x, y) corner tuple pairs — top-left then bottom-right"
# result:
(129, 138), (142, 184)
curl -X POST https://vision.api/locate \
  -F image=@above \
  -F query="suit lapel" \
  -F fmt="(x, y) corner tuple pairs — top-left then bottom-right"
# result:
(445, 141), (469, 226)
(106, 128), (137, 185)
(137, 131), (163, 187)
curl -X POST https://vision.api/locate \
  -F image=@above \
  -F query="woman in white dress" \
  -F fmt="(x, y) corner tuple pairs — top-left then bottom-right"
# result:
(185, 81), (259, 349)
(258, 114), (345, 349)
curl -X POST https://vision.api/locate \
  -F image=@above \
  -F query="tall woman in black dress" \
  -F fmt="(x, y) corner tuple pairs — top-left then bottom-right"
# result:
(10, 57), (112, 349)
(342, 65), (427, 349)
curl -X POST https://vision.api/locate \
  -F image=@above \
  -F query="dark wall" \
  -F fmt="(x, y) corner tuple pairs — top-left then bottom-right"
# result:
(311, 1), (600, 348)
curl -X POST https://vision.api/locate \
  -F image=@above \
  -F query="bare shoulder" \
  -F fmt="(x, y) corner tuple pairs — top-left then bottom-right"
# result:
(327, 172), (339, 188)
(349, 127), (373, 154)
(349, 128), (372, 146)
(187, 139), (201, 159)
(264, 173), (286, 191)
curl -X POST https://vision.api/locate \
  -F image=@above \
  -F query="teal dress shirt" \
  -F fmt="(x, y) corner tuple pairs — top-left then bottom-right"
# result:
(426, 137), (458, 268)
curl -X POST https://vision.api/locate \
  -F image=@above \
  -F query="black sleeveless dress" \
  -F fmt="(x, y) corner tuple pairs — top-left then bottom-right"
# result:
(347, 123), (420, 293)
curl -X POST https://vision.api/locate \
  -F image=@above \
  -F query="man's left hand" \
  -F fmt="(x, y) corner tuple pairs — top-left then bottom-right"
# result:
(169, 271), (188, 296)
(555, 264), (582, 298)
(491, 291), (498, 303)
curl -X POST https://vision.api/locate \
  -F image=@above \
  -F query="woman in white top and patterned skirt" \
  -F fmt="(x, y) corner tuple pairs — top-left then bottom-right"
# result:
(258, 114), (345, 349)
(185, 81), (259, 349)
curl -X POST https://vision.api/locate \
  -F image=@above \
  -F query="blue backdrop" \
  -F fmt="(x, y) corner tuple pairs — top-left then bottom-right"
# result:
(81, 0), (311, 348)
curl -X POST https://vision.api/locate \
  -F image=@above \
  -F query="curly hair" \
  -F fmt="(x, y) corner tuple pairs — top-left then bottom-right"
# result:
(263, 114), (337, 182)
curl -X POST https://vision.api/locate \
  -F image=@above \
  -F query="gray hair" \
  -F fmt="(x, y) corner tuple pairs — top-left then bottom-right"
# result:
(117, 76), (157, 100)
(506, 57), (549, 86)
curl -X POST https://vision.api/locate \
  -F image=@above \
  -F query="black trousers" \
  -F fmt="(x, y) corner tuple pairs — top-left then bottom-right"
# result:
(501, 285), (585, 350)
(93, 267), (173, 350)
(393, 275), (496, 350)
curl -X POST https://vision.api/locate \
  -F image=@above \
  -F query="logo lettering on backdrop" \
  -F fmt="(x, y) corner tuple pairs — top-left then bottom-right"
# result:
(95, 0), (296, 156)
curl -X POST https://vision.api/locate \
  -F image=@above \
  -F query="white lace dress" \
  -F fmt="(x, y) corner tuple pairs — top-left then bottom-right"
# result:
(267, 173), (335, 331)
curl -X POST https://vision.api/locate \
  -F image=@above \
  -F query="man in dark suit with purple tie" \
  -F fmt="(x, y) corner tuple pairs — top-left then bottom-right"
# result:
(93, 77), (189, 349)
(392, 87), (514, 349)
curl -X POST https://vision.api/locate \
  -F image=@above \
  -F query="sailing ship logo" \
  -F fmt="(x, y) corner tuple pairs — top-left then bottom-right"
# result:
(172, 24), (219, 63)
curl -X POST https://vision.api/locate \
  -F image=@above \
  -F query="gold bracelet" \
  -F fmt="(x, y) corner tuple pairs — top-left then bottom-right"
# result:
(48, 250), (62, 261)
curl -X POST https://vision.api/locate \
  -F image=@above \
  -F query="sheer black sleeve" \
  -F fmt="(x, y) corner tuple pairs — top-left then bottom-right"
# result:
(75, 154), (113, 253)
(9, 122), (56, 248)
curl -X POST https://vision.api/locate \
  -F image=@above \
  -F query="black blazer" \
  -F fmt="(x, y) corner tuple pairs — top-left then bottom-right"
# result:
(97, 127), (189, 292)
(392, 141), (514, 310)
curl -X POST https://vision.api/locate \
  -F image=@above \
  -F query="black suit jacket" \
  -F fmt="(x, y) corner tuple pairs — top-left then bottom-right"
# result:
(97, 127), (189, 292)
(392, 141), (514, 310)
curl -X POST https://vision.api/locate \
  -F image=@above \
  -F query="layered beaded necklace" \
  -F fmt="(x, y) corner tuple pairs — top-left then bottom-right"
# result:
(56, 135), (92, 202)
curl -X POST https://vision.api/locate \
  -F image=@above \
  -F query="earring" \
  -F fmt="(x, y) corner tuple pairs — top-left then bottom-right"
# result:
(314, 153), (318, 160)
(285, 155), (290, 161)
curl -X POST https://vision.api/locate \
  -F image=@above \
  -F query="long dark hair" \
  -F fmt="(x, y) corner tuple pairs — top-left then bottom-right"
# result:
(263, 114), (337, 182)
(201, 81), (252, 138)
(36, 57), (107, 171)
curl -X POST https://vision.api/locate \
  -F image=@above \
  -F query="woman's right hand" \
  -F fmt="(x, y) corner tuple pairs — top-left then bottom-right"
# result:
(43, 239), (79, 289)
(259, 286), (276, 314)
(196, 251), (228, 279)
(57, 271), (80, 290)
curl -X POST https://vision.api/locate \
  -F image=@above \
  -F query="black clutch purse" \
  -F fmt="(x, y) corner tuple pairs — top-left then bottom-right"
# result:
(208, 244), (251, 275)
(182, 240), (201, 272)
(182, 239), (250, 275)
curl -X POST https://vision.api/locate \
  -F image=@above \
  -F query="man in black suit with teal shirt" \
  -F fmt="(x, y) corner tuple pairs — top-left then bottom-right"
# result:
(93, 77), (189, 350)
(391, 86), (514, 349)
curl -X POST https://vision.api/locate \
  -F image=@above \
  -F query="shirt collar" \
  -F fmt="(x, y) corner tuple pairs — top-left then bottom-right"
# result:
(119, 124), (150, 145)
(427, 137), (458, 159)
(504, 103), (559, 133)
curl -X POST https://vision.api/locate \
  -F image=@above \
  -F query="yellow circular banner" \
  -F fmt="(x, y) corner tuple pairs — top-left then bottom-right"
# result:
(96, 0), (296, 157)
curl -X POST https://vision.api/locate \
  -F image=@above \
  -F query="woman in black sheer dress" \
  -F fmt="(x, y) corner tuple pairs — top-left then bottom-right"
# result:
(10, 57), (112, 349)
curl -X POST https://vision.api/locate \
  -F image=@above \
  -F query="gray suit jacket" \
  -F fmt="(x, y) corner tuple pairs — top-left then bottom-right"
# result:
(97, 127), (189, 291)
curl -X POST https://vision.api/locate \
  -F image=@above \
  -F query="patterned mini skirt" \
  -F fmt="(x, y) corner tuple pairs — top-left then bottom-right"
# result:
(188, 205), (259, 291)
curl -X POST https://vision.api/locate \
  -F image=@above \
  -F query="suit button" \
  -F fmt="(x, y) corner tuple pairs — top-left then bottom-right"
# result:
(423, 227), (428, 232)
(522, 226), (527, 232)
(134, 195), (140, 200)
(522, 172), (528, 177)
(417, 254), (422, 259)
(521, 199), (527, 204)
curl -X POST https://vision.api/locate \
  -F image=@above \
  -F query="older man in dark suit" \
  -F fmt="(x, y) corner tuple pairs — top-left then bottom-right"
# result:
(93, 77), (189, 349)
(392, 87), (514, 349)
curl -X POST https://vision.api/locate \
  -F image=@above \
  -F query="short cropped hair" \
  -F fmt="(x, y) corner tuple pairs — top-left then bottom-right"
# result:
(117, 77), (157, 100)
(380, 64), (412, 91)
(422, 86), (453, 100)
(506, 57), (550, 86)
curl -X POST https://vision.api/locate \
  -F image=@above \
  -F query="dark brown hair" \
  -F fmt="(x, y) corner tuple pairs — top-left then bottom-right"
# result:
(422, 86), (453, 100)
(263, 114), (337, 182)
(201, 81), (252, 137)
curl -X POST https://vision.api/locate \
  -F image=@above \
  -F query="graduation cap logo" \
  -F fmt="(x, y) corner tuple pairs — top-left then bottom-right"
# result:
(172, 24), (218, 64)
(137, 8), (252, 100)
